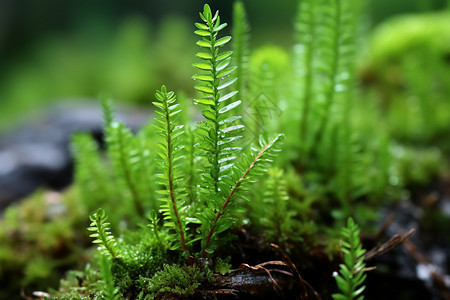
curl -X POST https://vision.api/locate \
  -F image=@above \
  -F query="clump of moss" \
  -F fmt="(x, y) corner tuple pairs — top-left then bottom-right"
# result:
(137, 264), (214, 299)
(0, 188), (90, 299)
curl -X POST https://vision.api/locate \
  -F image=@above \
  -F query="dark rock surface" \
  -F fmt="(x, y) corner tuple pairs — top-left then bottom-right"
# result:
(0, 100), (151, 211)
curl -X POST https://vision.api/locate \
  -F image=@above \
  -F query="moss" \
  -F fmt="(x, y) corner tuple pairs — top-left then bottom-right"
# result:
(137, 264), (214, 299)
(0, 188), (90, 299)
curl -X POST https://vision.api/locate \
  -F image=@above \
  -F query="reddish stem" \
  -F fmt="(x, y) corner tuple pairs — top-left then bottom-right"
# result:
(202, 136), (279, 258)
(164, 96), (189, 252)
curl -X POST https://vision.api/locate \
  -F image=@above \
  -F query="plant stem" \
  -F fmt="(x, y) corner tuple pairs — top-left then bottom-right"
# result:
(164, 99), (189, 252)
(202, 136), (279, 258)
(117, 128), (144, 217)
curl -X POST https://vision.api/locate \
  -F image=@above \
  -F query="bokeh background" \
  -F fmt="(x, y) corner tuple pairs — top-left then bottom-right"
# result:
(0, 0), (448, 133)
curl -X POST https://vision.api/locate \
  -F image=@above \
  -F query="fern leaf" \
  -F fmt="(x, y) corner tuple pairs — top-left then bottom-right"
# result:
(193, 4), (243, 199)
(232, 0), (250, 109)
(101, 97), (115, 128)
(99, 255), (120, 300)
(102, 99), (150, 217)
(87, 208), (120, 260)
(201, 134), (284, 257)
(261, 168), (292, 243)
(153, 85), (189, 252)
(184, 126), (198, 206)
(332, 217), (367, 300)
(71, 133), (116, 212)
(312, 0), (360, 150)
(295, 0), (319, 159)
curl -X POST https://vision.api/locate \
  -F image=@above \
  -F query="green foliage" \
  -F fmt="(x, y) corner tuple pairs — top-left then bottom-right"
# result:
(213, 257), (232, 275)
(193, 3), (242, 195)
(153, 85), (189, 252)
(99, 256), (120, 300)
(0, 189), (89, 300)
(51, 263), (104, 299)
(72, 133), (117, 213)
(109, 238), (166, 299)
(64, 4), (284, 298)
(102, 99), (146, 217)
(137, 264), (214, 299)
(366, 11), (450, 152)
(332, 218), (367, 300)
(232, 0), (250, 108)
(88, 209), (121, 260)
(183, 126), (199, 205)
(192, 4), (284, 257)
(294, 0), (361, 168)
(199, 134), (284, 257)
(17, 1), (450, 298)
(294, 0), (318, 156)
(258, 168), (298, 244)
(51, 232), (167, 299)
(245, 45), (290, 143)
(286, 0), (406, 226)
(392, 145), (444, 186)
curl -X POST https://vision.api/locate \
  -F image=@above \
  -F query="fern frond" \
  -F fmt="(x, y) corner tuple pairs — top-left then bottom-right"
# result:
(87, 208), (120, 260)
(153, 85), (189, 252)
(106, 121), (145, 217)
(232, 0), (250, 108)
(99, 255), (120, 300)
(295, 0), (319, 159)
(332, 217), (367, 300)
(101, 97), (115, 128)
(137, 121), (163, 211)
(312, 0), (360, 151)
(102, 100), (152, 217)
(261, 168), (292, 243)
(184, 126), (198, 206)
(201, 134), (284, 257)
(71, 133), (116, 212)
(193, 4), (244, 198)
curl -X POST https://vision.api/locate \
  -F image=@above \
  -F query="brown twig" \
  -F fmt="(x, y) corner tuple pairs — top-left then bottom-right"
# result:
(271, 243), (322, 300)
(365, 228), (415, 261)
(240, 263), (281, 292)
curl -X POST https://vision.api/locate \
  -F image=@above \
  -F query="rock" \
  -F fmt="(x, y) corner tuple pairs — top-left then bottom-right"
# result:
(0, 100), (151, 211)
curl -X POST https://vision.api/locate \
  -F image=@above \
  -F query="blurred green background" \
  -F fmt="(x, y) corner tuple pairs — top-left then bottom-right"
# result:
(0, 0), (448, 132)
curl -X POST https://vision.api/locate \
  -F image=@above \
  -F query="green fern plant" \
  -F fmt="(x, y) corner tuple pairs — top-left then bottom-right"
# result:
(85, 4), (284, 261)
(288, 0), (398, 224)
(87, 208), (121, 260)
(102, 99), (157, 218)
(199, 134), (284, 257)
(258, 168), (296, 244)
(294, 0), (318, 163)
(193, 3), (242, 192)
(99, 255), (120, 300)
(72, 133), (116, 213)
(294, 0), (361, 165)
(192, 3), (246, 256)
(232, 0), (250, 111)
(332, 217), (367, 300)
(57, 3), (285, 298)
(152, 85), (189, 252)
